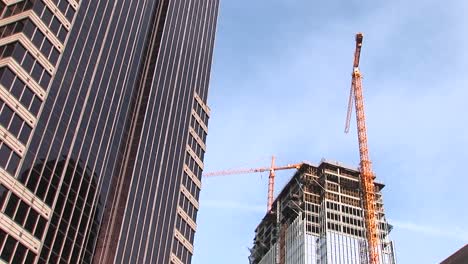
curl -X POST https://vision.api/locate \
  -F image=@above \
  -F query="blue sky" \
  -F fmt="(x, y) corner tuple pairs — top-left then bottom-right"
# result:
(193, 0), (468, 263)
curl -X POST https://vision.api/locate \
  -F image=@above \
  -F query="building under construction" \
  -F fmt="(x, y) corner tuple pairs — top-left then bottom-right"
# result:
(248, 160), (397, 264)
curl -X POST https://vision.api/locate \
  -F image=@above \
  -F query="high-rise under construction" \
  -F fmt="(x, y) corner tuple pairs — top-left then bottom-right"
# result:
(249, 160), (397, 264)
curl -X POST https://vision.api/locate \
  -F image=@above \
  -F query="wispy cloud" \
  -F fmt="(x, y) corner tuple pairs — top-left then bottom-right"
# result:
(196, 1), (468, 263)
(389, 219), (468, 242)
(200, 200), (265, 213)
(200, 199), (468, 242)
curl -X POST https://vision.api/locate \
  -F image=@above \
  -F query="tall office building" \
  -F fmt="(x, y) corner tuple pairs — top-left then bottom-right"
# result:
(0, 0), (219, 263)
(249, 160), (397, 264)
(441, 244), (468, 264)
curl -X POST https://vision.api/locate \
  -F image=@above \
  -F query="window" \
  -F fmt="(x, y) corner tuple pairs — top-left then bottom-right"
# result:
(31, 29), (45, 49)
(31, 62), (43, 82)
(58, 25), (68, 42)
(39, 71), (51, 87)
(0, 143), (10, 168)
(12, 43), (27, 62)
(24, 251), (36, 263)
(0, 144), (20, 175)
(9, 114), (23, 135)
(34, 216), (47, 238)
(58, 1), (68, 14)
(1, 236), (17, 262)
(32, 0), (46, 15)
(50, 17), (60, 35)
(18, 123), (32, 144)
(14, 201), (29, 225)
(4, 193), (20, 217)
(0, 67), (15, 87)
(41, 39), (52, 57)
(65, 7), (75, 21)
(0, 43), (15, 59)
(1, 1), (34, 19)
(10, 80), (23, 99)
(42, 8), (53, 26)
(22, 20), (35, 37)
(30, 96), (41, 115)
(49, 48), (60, 64)
(0, 184), (8, 209)
(22, 52), (34, 72)
(10, 243), (27, 264)
(24, 209), (39, 233)
(0, 229), (6, 249)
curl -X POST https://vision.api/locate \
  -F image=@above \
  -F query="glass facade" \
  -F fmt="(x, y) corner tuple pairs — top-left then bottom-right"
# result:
(0, 0), (219, 263)
(249, 161), (397, 264)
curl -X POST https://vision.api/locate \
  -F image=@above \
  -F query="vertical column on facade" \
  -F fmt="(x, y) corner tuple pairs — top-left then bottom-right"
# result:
(169, 0), (217, 263)
(173, 91), (208, 263)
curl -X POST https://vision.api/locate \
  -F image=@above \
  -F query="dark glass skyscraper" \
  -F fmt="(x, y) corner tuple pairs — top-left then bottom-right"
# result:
(0, 0), (219, 263)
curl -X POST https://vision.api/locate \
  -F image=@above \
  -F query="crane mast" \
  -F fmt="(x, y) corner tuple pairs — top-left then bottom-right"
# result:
(268, 156), (276, 213)
(345, 33), (380, 264)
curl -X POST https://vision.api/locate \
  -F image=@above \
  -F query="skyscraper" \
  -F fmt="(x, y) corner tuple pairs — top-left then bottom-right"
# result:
(0, 0), (219, 263)
(249, 160), (397, 264)
(441, 244), (468, 264)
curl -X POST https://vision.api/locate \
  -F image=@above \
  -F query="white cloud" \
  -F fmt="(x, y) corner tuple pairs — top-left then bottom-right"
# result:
(200, 200), (265, 213)
(389, 219), (468, 242)
(196, 1), (468, 263)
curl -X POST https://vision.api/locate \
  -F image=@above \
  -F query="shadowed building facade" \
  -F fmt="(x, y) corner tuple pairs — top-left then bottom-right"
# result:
(0, 0), (218, 263)
(441, 244), (468, 264)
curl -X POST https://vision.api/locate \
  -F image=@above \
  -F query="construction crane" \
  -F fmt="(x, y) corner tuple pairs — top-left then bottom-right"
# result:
(345, 32), (380, 264)
(203, 156), (302, 212)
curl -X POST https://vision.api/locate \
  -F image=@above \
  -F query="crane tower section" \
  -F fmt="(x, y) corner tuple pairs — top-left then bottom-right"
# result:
(345, 33), (380, 264)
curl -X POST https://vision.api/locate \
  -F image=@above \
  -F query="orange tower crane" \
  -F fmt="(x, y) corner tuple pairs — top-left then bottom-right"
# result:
(203, 156), (302, 212)
(345, 32), (380, 264)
